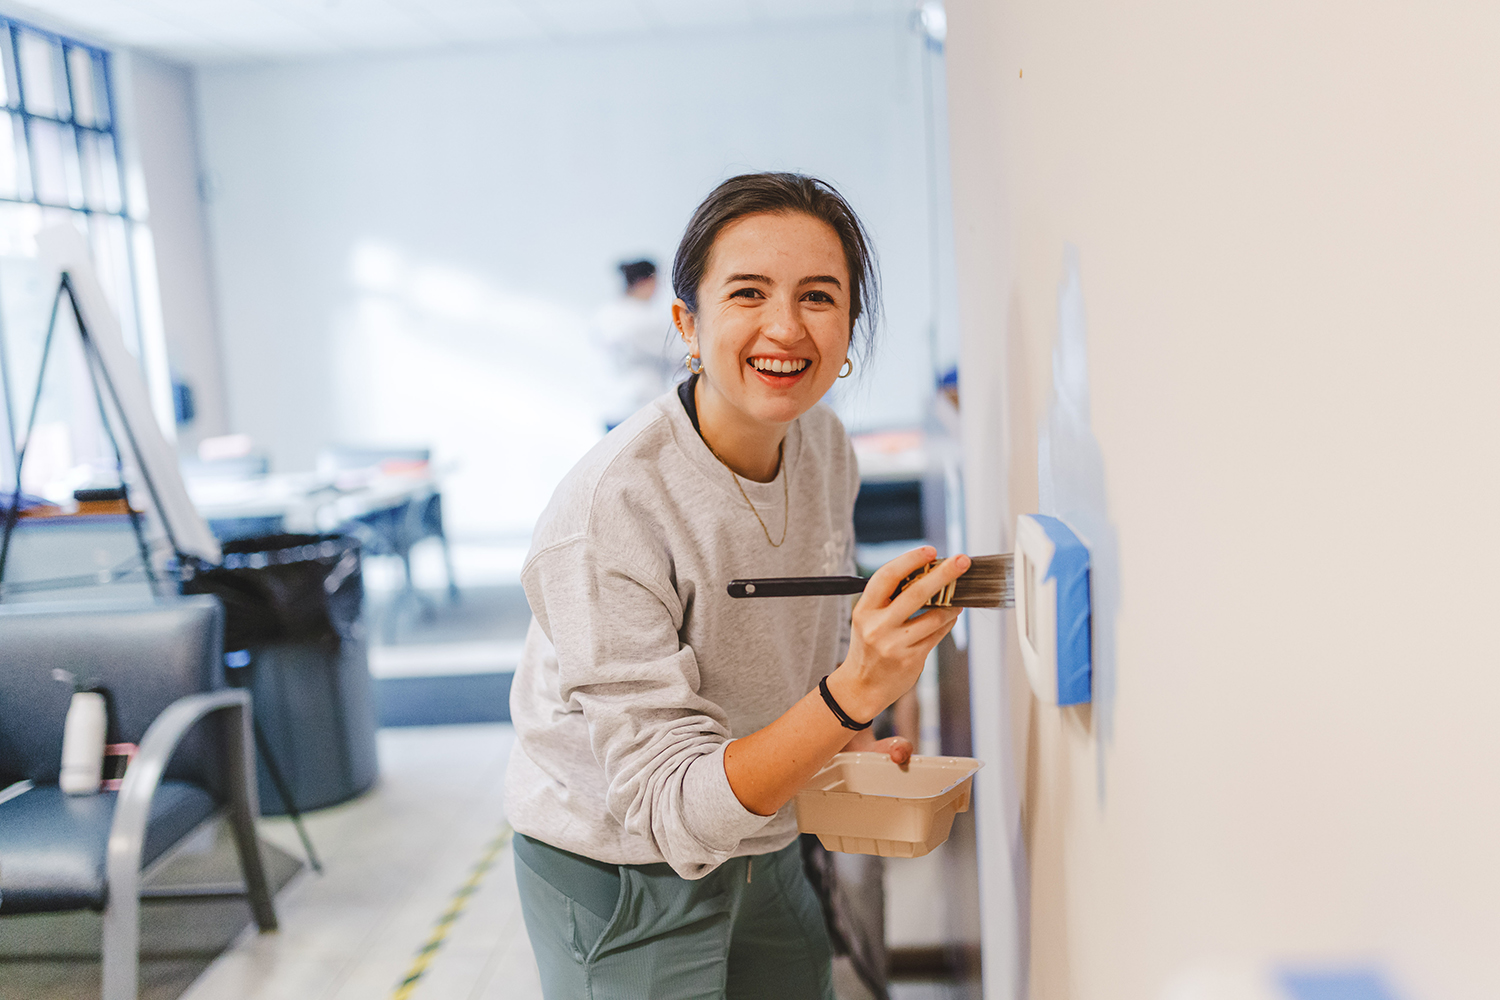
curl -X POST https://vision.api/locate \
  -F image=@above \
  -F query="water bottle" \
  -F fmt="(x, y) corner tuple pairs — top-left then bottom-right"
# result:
(60, 691), (107, 796)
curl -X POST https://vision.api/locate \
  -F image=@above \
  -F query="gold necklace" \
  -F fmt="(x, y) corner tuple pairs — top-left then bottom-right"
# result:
(709, 440), (789, 547)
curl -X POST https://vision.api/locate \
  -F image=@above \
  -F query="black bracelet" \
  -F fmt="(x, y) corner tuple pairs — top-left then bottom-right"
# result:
(819, 676), (872, 731)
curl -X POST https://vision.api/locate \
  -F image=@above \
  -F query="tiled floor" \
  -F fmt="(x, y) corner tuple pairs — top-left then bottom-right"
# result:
(179, 724), (541, 1000)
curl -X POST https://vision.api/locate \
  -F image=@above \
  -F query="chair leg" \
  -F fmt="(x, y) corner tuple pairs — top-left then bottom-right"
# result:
(100, 888), (140, 1000)
(228, 807), (278, 931)
(225, 701), (278, 932)
(400, 545), (438, 622)
(401, 546), (416, 596)
(439, 531), (460, 602)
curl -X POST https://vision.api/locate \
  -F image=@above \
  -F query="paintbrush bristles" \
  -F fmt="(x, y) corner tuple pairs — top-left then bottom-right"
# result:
(894, 554), (1014, 609)
(947, 553), (1014, 608)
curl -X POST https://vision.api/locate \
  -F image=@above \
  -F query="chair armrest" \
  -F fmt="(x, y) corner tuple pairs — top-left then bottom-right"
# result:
(106, 690), (256, 908)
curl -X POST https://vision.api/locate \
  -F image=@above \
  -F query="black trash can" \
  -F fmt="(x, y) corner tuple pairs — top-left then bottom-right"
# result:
(181, 534), (378, 814)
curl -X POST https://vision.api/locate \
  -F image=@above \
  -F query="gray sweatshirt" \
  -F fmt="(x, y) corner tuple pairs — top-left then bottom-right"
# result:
(505, 388), (858, 879)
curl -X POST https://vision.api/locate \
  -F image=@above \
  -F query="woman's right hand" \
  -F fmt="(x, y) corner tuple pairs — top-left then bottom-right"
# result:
(724, 546), (969, 816)
(825, 546), (969, 725)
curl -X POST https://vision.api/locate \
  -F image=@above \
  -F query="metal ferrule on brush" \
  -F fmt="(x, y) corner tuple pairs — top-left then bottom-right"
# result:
(929, 580), (957, 607)
(896, 560), (957, 607)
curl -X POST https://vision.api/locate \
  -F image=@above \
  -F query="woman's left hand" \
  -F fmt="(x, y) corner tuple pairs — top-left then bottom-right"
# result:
(844, 730), (913, 765)
(872, 736), (913, 765)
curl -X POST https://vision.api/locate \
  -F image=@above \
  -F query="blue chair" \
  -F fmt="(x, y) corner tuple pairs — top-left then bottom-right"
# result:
(318, 446), (459, 629)
(180, 454), (286, 543)
(0, 597), (277, 1000)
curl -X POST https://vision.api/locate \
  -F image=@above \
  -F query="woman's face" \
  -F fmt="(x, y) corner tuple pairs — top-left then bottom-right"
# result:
(675, 211), (852, 433)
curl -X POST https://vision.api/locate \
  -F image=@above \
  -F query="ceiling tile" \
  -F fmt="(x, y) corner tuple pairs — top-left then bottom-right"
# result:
(639, 0), (753, 29)
(253, 0), (444, 49)
(11, 0), (265, 59)
(394, 1), (549, 44)
(754, 0), (865, 21)
(133, 0), (319, 40)
(513, 0), (652, 39)
(4, 0), (165, 45)
(12, 0), (892, 63)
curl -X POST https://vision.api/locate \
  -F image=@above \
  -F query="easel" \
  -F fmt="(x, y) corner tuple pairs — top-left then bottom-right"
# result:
(0, 257), (322, 874)
(0, 272), (169, 594)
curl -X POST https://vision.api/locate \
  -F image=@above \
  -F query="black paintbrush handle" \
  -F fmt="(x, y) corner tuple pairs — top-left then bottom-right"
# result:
(727, 576), (869, 598)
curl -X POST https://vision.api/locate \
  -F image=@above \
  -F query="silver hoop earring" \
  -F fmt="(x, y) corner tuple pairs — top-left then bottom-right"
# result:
(686, 355), (704, 375)
(838, 358), (853, 379)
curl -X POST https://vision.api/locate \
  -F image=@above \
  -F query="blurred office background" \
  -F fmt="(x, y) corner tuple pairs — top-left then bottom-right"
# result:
(0, 0), (962, 590)
(0, 3), (972, 1000)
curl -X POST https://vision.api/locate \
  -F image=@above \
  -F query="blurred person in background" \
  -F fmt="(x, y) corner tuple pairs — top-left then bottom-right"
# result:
(507, 173), (970, 999)
(596, 258), (676, 430)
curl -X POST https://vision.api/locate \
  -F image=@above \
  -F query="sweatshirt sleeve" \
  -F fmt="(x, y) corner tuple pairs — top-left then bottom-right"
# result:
(522, 534), (773, 879)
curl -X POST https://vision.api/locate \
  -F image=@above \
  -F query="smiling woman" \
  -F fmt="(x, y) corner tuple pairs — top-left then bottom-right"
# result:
(676, 210), (858, 482)
(504, 173), (968, 1000)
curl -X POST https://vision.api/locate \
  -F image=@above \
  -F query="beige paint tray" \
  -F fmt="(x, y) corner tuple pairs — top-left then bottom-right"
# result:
(795, 752), (984, 858)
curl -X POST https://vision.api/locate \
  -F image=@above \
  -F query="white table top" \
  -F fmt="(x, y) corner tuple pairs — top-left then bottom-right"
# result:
(186, 470), (439, 534)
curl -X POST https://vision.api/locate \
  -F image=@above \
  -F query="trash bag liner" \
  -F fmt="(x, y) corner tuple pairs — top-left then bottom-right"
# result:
(178, 533), (376, 814)
(180, 534), (361, 651)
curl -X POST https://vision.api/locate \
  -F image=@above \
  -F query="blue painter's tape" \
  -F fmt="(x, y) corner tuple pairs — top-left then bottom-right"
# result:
(1032, 515), (1091, 706)
(1278, 969), (1402, 1000)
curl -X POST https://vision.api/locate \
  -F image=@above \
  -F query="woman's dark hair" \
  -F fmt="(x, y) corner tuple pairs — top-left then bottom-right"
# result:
(671, 172), (881, 362)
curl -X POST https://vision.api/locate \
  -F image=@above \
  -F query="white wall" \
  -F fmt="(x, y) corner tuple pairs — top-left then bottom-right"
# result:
(194, 19), (945, 538)
(946, 2), (1500, 999)
(122, 52), (228, 449)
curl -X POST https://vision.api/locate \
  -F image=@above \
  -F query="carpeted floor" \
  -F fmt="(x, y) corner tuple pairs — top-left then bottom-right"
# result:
(0, 820), (305, 1000)
(365, 584), (532, 649)
(367, 584), (530, 728)
(375, 672), (513, 726)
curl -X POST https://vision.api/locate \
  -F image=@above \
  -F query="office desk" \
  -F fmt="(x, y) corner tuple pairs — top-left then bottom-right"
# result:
(186, 470), (439, 537)
(189, 470), (457, 636)
(0, 514), (157, 603)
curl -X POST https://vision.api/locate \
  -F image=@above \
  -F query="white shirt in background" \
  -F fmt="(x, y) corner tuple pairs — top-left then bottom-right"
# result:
(594, 295), (677, 424)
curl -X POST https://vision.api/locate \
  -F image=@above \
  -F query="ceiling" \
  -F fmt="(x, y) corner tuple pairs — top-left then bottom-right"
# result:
(6, 0), (915, 64)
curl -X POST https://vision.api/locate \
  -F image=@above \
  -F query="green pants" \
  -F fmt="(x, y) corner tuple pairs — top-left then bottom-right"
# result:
(514, 834), (835, 1000)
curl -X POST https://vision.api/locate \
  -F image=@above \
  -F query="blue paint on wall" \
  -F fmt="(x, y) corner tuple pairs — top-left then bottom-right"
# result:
(1278, 969), (1404, 1000)
(1037, 247), (1120, 788)
(1033, 514), (1092, 706)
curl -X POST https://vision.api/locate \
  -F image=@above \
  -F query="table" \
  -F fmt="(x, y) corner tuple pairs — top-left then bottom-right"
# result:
(185, 469), (441, 537)
(188, 468), (458, 638)
(0, 514), (157, 603)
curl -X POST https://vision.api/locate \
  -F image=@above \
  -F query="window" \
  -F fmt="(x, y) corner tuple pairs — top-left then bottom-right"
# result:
(0, 17), (166, 502)
(0, 20), (139, 345)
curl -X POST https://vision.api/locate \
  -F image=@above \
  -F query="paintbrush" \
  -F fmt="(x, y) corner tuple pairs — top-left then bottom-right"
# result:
(727, 554), (1014, 609)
